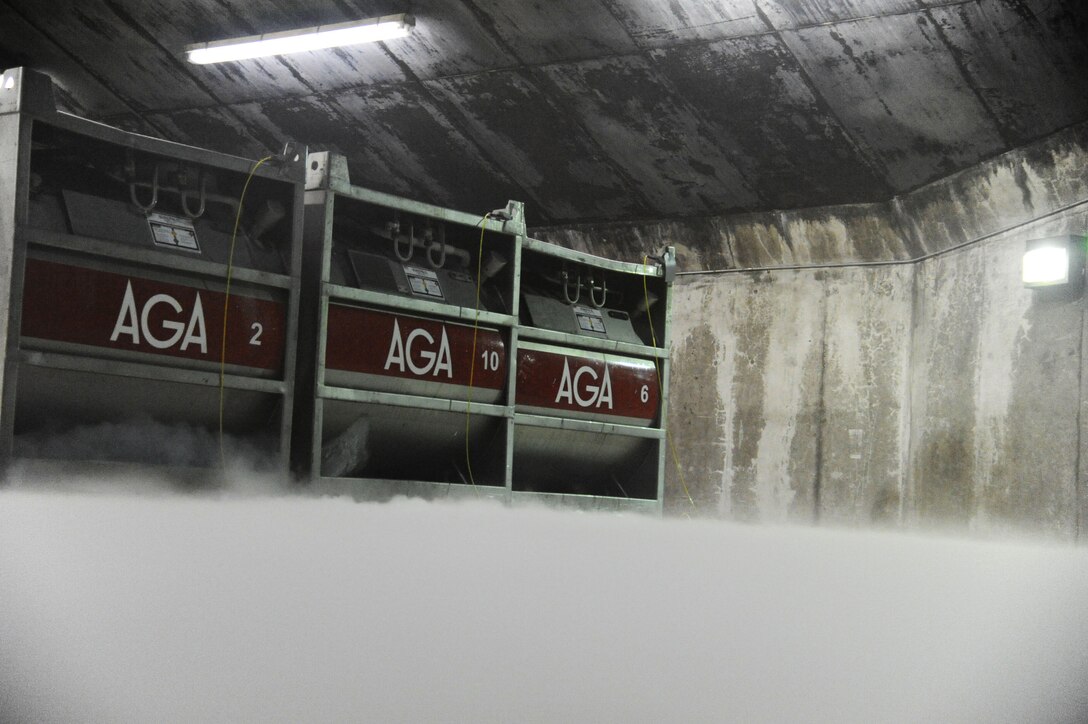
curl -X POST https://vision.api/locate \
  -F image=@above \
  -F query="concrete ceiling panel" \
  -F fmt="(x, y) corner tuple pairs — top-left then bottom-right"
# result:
(229, 96), (416, 198)
(0, 5), (132, 118)
(651, 35), (892, 208)
(463, 0), (637, 65)
(540, 55), (758, 215)
(925, 1), (1088, 145)
(142, 105), (270, 160)
(755, 0), (923, 28)
(329, 84), (523, 213)
(3, 0), (217, 111)
(1, 0), (1085, 228)
(425, 69), (649, 223)
(600, 0), (768, 48)
(781, 12), (1008, 190)
(103, 115), (164, 137)
(267, 44), (407, 93)
(385, 0), (518, 80)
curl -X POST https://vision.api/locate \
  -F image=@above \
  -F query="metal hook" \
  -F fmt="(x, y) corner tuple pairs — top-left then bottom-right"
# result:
(180, 171), (207, 219)
(394, 223), (414, 262)
(589, 273), (607, 309)
(426, 225), (447, 269)
(562, 267), (581, 305)
(129, 163), (159, 215)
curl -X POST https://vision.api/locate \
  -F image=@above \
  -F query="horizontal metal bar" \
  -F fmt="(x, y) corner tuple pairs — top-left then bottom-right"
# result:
(42, 112), (301, 181)
(328, 181), (512, 233)
(516, 326), (667, 358)
(522, 236), (662, 276)
(323, 284), (517, 327)
(20, 227), (295, 289)
(18, 350), (287, 394)
(513, 412), (664, 439)
(310, 476), (506, 501)
(318, 384), (510, 417)
(508, 489), (661, 513)
(20, 337), (282, 380)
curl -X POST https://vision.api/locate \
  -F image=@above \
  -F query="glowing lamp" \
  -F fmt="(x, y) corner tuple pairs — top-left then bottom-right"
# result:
(1022, 236), (1085, 289)
(185, 14), (414, 65)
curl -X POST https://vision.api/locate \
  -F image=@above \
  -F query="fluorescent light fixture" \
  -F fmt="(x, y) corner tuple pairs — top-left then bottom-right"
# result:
(185, 14), (414, 65)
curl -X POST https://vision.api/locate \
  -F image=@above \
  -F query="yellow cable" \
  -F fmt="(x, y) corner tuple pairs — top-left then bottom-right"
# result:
(219, 155), (272, 468)
(643, 255), (696, 514)
(462, 215), (489, 495)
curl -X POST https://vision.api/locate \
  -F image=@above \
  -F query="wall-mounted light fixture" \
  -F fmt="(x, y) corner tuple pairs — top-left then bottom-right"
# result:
(185, 14), (414, 65)
(1022, 235), (1086, 289)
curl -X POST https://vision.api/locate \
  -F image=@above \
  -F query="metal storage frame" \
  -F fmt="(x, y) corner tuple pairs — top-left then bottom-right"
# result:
(296, 152), (672, 513)
(512, 237), (673, 513)
(0, 67), (306, 475)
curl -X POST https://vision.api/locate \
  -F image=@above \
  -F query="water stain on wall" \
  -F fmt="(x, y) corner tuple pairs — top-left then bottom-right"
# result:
(666, 319), (726, 516)
(910, 250), (983, 526)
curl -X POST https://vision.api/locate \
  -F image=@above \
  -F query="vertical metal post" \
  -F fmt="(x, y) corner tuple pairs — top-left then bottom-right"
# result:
(0, 69), (51, 472)
(276, 149), (306, 475)
(291, 170), (334, 479)
(1077, 282), (1087, 541)
(504, 232), (524, 499)
(656, 270), (675, 515)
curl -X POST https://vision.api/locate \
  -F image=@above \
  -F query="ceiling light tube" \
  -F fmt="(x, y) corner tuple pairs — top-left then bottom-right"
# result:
(185, 14), (414, 65)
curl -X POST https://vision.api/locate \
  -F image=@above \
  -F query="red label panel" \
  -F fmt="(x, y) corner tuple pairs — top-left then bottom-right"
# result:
(325, 305), (506, 390)
(515, 347), (660, 420)
(20, 258), (286, 372)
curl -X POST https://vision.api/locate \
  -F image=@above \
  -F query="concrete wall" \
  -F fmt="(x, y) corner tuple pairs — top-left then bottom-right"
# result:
(667, 265), (913, 526)
(910, 230), (1085, 538)
(534, 121), (1088, 538)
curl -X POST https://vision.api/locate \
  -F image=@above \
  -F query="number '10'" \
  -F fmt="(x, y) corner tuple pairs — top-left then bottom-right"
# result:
(480, 350), (500, 371)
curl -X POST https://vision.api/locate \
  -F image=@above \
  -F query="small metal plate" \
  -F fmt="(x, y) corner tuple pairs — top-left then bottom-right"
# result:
(147, 211), (200, 253)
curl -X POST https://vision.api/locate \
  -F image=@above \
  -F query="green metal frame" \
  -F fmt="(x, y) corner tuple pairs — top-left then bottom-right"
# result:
(0, 67), (306, 475)
(298, 151), (673, 513)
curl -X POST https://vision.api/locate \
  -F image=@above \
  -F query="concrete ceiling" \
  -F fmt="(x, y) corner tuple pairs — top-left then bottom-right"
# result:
(1, 0), (1086, 227)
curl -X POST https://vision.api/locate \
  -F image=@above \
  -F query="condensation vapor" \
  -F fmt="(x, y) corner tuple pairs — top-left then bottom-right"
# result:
(12, 417), (280, 473)
(1, 478), (1087, 723)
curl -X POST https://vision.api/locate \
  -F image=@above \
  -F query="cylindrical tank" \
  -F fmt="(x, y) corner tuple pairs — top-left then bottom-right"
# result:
(294, 152), (520, 487)
(0, 67), (305, 472)
(510, 241), (671, 502)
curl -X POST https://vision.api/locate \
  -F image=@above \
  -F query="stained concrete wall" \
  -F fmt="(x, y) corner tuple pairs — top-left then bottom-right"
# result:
(910, 228), (1085, 538)
(667, 265), (913, 526)
(534, 121), (1088, 539)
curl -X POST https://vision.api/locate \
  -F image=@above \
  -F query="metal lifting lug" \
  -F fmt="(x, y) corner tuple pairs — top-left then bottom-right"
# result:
(588, 273), (608, 309)
(426, 226), (447, 269)
(562, 267), (581, 305)
(180, 170), (207, 219)
(394, 222), (414, 262)
(129, 162), (159, 215)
